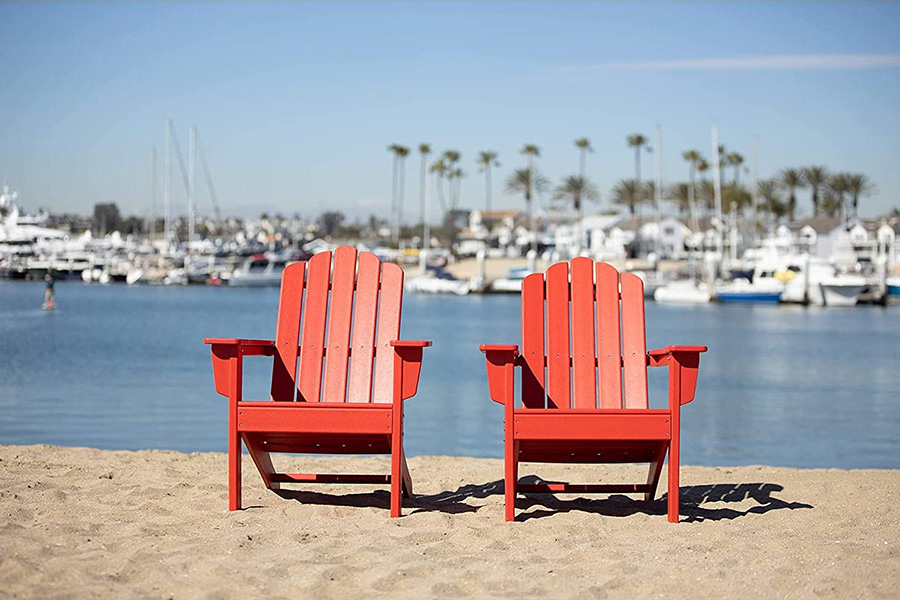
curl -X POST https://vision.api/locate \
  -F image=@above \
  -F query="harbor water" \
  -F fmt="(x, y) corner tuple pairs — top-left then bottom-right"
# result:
(0, 280), (897, 469)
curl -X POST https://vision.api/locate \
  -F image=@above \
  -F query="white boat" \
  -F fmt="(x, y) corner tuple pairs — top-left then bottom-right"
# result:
(653, 279), (712, 304)
(818, 274), (867, 307)
(775, 255), (866, 306)
(488, 266), (530, 293)
(405, 275), (471, 296)
(226, 254), (290, 287)
(630, 270), (668, 299)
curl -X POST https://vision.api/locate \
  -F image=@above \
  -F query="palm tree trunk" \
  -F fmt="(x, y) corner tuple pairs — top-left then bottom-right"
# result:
(485, 166), (492, 213)
(398, 158), (406, 240)
(812, 187), (819, 217)
(579, 149), (586, 179)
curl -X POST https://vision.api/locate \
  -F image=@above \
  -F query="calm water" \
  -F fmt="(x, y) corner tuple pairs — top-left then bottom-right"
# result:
(1, 280), (897, 468)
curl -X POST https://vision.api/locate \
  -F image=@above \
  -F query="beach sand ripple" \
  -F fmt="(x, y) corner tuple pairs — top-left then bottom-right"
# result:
(1, 445), (898, 599)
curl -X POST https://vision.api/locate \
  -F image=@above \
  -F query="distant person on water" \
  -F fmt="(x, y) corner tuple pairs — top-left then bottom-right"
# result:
(43, 272), (56, 309)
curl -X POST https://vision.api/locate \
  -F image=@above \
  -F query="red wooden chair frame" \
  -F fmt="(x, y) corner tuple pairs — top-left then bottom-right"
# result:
(205, 247), (431, 517)
(480, 258), (706, 522)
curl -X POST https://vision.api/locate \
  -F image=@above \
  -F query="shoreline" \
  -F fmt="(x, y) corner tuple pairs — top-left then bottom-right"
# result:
(1, 444), (898, 599)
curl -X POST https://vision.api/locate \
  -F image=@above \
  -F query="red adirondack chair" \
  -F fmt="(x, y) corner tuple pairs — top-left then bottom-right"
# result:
(480, 258), (707, 522)
(204, 246), (431, 517)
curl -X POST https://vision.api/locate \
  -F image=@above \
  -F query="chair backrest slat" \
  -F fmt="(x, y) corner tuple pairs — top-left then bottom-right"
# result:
(596, 262), (623, 408)
(520, 260), (650, 410)
(570, 257), (598, 409)
(270, 262), (305, 401)
(521, 272), (546, 408)
(346, 251), (381, 403)
(372, 263), (403, 403)
(620, 273), (649, 409)
(322, 246), (357, 402)
(545, 262), (571, 410)
(297, 252), (332, 402)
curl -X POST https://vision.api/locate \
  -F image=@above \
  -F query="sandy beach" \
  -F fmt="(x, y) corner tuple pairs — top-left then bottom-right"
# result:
(1, 444), (898, 599)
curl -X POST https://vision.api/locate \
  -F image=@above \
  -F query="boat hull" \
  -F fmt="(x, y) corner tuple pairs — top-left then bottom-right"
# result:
(716, 292), (782, 304)
(819, 283), (865, 307)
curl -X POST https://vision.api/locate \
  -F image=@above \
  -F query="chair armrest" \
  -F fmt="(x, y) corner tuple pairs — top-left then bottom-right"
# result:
(480, 344), (519, 405)
(390, 340), (433, 401)
(204, 338), (276, 356)
(647, 345), (707, 405)
(204, 338), (276, 398)
(390, 340), (433, 348)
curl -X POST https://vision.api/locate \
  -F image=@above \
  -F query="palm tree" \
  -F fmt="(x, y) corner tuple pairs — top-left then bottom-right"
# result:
(611, 179), (648, 216)
(553, 175), (599, 213)
(802, 166), (828, 217)
(845, 173), (875, 219)
(429, 159), (447, 215)
(442, 150), (462, 210)
(698, 180), (716, 216)
(778, 168), (804, 221)
(506, 167), (548, 252)
(387, 144), (409, 242)
(626, 134), (648, 182)
(682, 149), (703, 221)
(828, 173), (852, 221)
(574, 138), (593, 178)
(554, 174), (599, 256)
(725, 152), (744, 185)
(666, 183), (692, 217)
(758, 179), (787, 223)
(477, 151), (500, 213)
(417, 144), (430, 224)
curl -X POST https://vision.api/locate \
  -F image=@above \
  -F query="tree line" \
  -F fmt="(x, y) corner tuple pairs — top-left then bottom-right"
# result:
(386, 137), (879, 237)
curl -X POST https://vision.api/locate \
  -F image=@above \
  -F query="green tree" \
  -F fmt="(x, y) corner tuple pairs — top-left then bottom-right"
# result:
(845, 173), (875, 219)
(779, 168), (805, 221)
(666, 182), (692, 217)
(758, 180), (787, 221)
(802, 166), (829, 217)
(476, 151), (500, 213)
(387, 143), (410, 241)
(574, 138), (593, 178)
(611, 179), (648, 216)
(506, 167), (548, 252)
(828, 173), (852, 220)
(725, 152), (745, 185)
(553, 175), (599, 212)
(318, 211), (345, 237)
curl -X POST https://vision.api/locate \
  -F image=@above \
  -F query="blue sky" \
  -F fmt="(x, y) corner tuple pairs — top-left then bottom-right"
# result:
(1, 1), (898, 220)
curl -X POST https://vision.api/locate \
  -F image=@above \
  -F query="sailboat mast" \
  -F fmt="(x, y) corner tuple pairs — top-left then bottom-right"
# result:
(711, 124), (723, 258)
(164, 117), (172, 249)
(148, 146), (157, 242)
(654, 124), (662, 254)
(189, 125), (196, 247)
(751, 135), (759, 241)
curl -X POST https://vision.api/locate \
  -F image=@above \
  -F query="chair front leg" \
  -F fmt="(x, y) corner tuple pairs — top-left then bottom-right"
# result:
(229, 396), (242, 511)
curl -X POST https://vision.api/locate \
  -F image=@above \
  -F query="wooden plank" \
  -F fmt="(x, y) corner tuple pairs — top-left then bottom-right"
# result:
(372, 263), (403, 403)
(520, 273), (546, 409)
(322, 246), (357, 402)
(512, 412), (671, 440)
(271, 473), (391, 484)
(596, 263), (623, 408)
(545, 262), (571, 409)
(620, 273), (649, 409)
(297, 252), (331, 402)
(570, 257), (597, 409)
(270, 262), (305, 400)
(347, 252), (381, 403)
(518, 483), (651, 493)
(237, 403), (393, 435)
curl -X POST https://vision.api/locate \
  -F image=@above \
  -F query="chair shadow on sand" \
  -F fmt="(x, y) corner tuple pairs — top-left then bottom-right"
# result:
(271, 477), (812, 522)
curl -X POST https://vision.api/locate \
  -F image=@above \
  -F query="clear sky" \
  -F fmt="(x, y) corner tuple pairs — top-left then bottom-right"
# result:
(1, 1), (898, 221)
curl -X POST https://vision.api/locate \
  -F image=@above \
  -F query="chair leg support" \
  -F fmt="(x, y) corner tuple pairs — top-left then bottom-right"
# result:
(645, 443), (669, 502)
(504, 440), (519, 522)
(228, 403), (242, 511)
(667, 429), (680, 523)
(390, 419), (404, 518)
(400, 449), (413, 498)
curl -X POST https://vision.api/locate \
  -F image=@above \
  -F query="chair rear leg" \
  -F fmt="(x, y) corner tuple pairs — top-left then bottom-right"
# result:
(645, 443), (669, 502)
